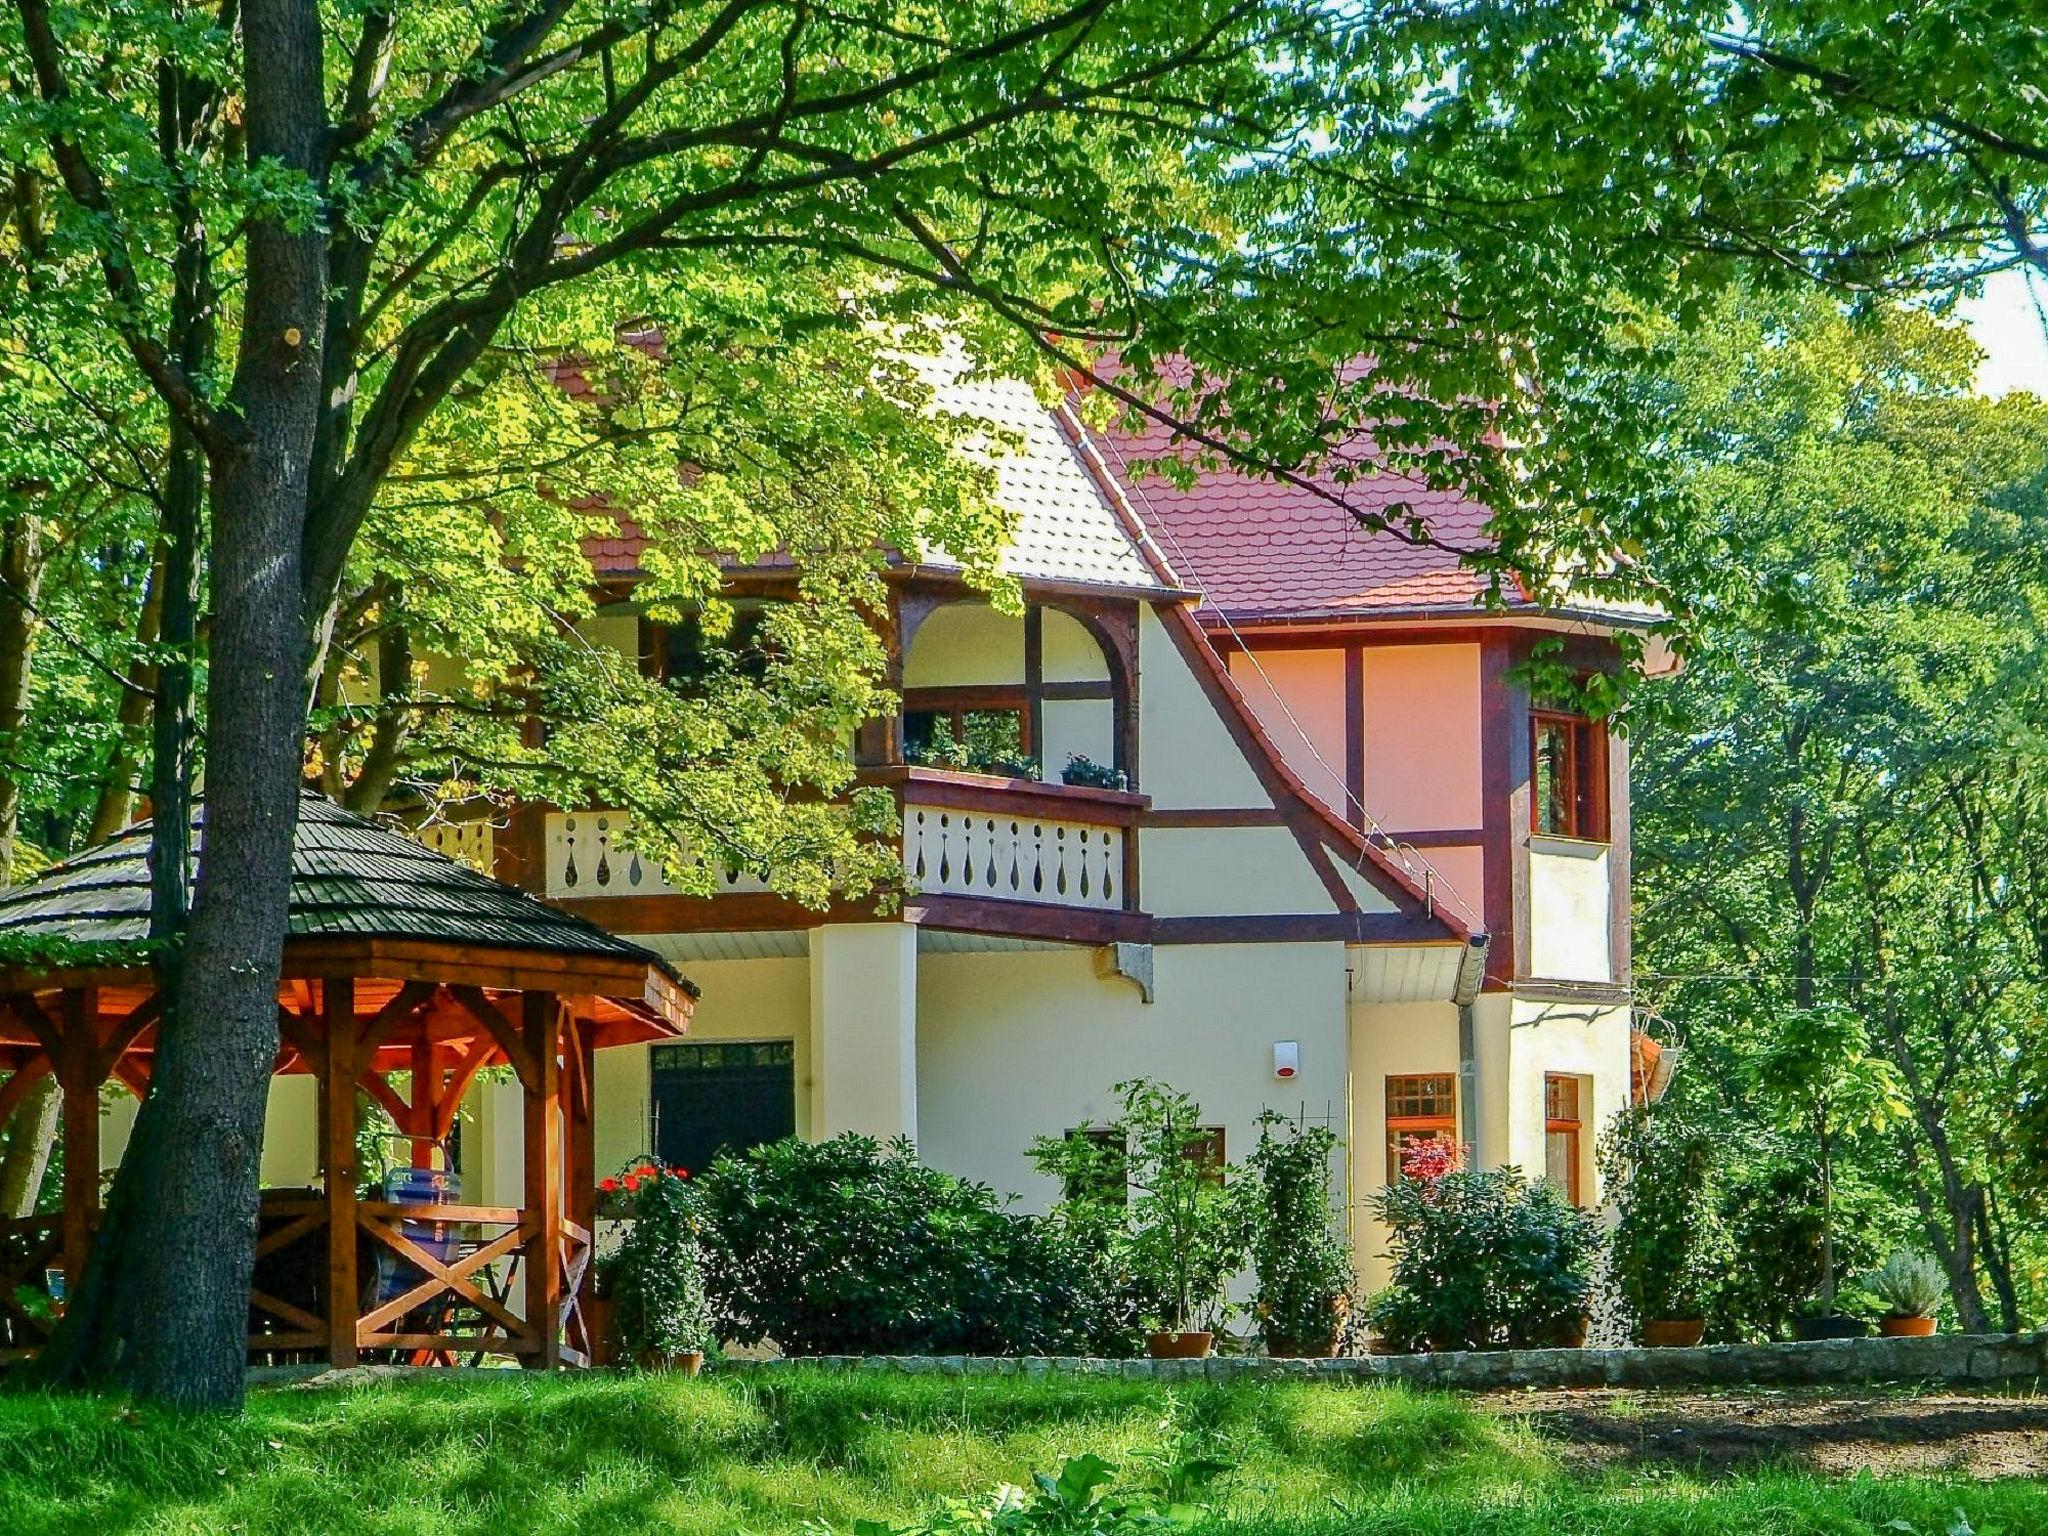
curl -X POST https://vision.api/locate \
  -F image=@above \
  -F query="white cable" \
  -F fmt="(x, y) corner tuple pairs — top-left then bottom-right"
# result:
(1085, 414), (1484, 932)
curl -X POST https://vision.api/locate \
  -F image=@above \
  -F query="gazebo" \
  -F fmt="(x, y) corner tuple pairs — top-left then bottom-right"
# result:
(0, 794), (693, 1369)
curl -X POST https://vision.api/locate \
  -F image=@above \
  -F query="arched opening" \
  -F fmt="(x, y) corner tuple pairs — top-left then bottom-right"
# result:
(899, 600), (1131, 787)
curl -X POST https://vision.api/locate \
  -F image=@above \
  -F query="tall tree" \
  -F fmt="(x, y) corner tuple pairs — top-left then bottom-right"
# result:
(1632, 290), (2048, 1330)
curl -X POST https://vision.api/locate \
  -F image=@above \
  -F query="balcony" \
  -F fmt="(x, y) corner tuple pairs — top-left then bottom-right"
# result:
(538, 767), (1146, 922)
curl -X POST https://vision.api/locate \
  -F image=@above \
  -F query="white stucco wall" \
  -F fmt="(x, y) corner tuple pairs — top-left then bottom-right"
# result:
(915, 942), (1350, 1215)
(1527, 838), (1613, 981)
(1139, 825), (1339, 917)
(1136, 607), (1273, 808)
(904, 603), (1025, 687)
(1042, 609), (1110, 682)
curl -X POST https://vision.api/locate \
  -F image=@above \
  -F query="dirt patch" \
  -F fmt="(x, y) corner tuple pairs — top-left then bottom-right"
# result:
(1489, 1387), (2048, 1478)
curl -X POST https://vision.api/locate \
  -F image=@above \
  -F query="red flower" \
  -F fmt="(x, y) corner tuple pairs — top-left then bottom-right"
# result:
(623, 1171), (643, 1191)
(598, 1177), (620, 1193)
(672, 1166), (689, 1180)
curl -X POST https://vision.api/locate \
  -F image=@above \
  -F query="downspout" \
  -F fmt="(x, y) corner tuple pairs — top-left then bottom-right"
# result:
(1453, 934), (1488, 1157)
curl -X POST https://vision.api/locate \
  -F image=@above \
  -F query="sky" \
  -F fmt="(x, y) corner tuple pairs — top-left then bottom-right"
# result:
(1960, 267), (2048, 397)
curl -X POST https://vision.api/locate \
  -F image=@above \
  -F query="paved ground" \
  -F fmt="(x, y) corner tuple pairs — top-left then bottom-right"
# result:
(1494, 1387), (2048, 1478)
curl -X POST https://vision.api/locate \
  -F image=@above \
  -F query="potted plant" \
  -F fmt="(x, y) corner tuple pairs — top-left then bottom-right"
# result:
(1598, 1100), (1733, 1347)
(1032, 1079), (1250, 1358)
(1865, 1250), (1945, 1337)
(1060, 754), (1129, 792)
(1749, 1006), (1906, 1341)
(605, 1159), (714, 1372)
(1244, 1110), (1353, 1357)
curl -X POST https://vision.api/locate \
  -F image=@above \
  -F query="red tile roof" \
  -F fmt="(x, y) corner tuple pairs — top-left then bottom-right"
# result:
(1090, 410), (1520, 625)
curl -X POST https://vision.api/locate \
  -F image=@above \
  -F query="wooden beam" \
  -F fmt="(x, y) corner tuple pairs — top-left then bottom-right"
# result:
(322, 977), (361, 1368)
(523, 992), (564, 1369)
(448, 986), (536, 1088)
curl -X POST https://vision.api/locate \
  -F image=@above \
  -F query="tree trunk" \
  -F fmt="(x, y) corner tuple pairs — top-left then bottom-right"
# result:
(86, 554), (165, 843)
(40, 0), (329, 1408)
(0, 511), (57, 1219)
(0, 1075), (59, 1219)
(0, 509), (45, 877)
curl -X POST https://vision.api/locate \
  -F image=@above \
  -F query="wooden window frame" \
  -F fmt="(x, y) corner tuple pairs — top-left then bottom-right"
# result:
(901, 686), (1036, 757)
(1544, 1073), (1585, 1206)
(1530, 711), (1609, 842)
(1385, 1073), (1457, 1178)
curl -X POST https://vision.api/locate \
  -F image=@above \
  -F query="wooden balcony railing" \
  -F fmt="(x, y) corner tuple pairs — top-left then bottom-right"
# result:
(541, 768), (1146, 914)
(545, 811), (772, 899)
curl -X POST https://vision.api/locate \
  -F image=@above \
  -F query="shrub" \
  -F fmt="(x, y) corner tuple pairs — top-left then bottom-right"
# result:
(603, 1161), (713, 1361)
(1598, 1101), (1735, 1331)
(1243, 1110), (1353, 1353)
(1366, 1148), (1602, 1352)
(1028, 1079), (1253, 1335)
(692, 1133), (1108, 1355)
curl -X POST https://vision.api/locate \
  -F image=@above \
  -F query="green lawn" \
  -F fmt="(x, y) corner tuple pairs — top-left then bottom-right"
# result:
(1, 1370), (2042, 1536)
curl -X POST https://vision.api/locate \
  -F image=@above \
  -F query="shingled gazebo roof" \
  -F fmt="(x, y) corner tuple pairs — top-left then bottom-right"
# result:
(0, 792), (694, 1029)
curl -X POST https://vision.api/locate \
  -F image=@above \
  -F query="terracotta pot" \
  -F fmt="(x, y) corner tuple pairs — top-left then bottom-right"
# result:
(1880, 1314), (1937, 1338)
(1790, 1313), (1868, 1341)
(1146, 1330), (1215, 1359)
(637, 1348), (706, 1375)
(1642, 1318), (1706, 1349)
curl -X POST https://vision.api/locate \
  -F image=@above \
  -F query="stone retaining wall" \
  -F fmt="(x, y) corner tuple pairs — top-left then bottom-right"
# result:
(717, 1333), (2048, 1391)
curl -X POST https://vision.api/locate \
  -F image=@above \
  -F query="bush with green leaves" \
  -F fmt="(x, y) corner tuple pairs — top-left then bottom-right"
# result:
(692, 1133), (1109, 1356)
(1367, 1155), (1603, 1352)
(1028, 1079), (1253, 1335)
(1243, 1110), (1353, 1353)
(604, 1161), (714, 1361)
(1598, 1100), (1736, 1331)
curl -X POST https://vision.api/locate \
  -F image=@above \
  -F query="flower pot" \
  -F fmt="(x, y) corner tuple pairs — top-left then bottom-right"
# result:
(1880, 1314), (1937, 1338)
(1146, 1330), (1214, 1360)
(1642, 1318), (1705, 1348)
(1790, 1313), (1868, 1341)
(636, 1348), (706, 1375)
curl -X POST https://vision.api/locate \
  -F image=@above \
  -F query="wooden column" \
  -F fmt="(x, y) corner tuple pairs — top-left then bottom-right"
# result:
(56, 988), (99, 1293)
(321, 977), (360, 1368)
(522, 991), (563, 1368)
(565, 1015), (596, 1365)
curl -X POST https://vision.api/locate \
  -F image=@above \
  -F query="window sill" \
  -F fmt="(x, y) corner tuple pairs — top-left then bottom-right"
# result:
(1526, 833), (1611, 857)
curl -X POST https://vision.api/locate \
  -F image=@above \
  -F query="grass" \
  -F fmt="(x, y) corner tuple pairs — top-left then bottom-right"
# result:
(0, 1370), (2042, 1536)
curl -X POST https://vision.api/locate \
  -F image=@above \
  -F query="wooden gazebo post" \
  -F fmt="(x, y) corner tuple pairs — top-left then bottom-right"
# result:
(522, 991), (563, 1369)
(321, 977), (360, 1369)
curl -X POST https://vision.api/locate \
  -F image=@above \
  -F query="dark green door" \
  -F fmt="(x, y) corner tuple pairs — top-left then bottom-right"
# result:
(650, 1040), (796, 1175)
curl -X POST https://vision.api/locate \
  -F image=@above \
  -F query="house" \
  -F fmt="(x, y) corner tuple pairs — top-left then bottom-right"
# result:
(460, 365), (1653, 1288)
(93, 364), (1651, 1293)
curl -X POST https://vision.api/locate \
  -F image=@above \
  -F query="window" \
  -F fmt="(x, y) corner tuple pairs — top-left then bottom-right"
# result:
(1544, 1073), (1585, 1205)
(657, 604), (776, 694)
(902, 698), (1031, 773)
(1385, 1074), (1457, 1178)
(1531, 712), (1608, 840)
